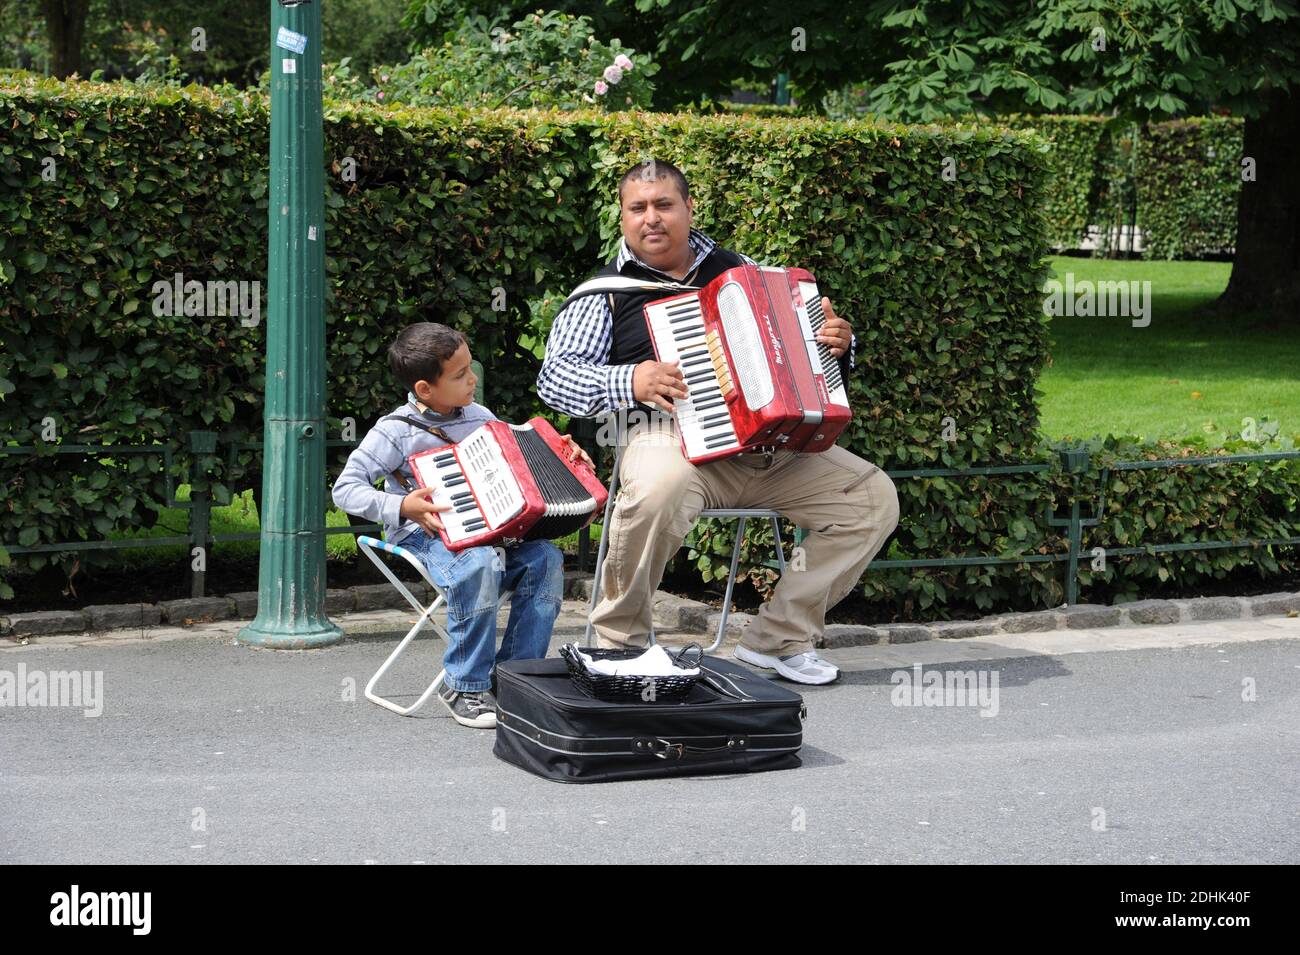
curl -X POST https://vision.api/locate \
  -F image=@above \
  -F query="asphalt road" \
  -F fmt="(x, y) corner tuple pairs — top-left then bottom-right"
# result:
(2, 621), (1298, 864)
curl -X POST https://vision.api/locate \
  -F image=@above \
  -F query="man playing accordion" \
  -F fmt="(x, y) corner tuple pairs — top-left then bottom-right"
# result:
(538, 159), (899, 685)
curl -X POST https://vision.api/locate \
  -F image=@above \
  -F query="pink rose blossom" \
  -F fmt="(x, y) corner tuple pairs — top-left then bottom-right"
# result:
(603, 64), (623, 85)
(594, 80), (608, 95)
(615, 54), (633, 72)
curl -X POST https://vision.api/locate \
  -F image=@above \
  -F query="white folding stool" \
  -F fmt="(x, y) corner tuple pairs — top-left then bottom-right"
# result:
(357, 535), (512, 716)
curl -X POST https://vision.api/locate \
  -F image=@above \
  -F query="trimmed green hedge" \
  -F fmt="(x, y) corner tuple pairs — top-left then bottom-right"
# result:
(1, 77), (1057, 611)
(967, 114), (1112, 252)
(690, 430), (1298, 618)
(4, 77), (1292, 618)
(589, 114), (1291, 616)
(985, 113), (1243, 259)
(0, 79), (596, 587)
(1135, 116), (1243, 259)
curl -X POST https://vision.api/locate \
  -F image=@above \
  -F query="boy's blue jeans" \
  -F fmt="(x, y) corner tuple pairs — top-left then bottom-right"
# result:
(398, 530), (564, 693)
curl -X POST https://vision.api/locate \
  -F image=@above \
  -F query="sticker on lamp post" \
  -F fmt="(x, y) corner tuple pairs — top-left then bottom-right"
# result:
(276, 26), (308, 54)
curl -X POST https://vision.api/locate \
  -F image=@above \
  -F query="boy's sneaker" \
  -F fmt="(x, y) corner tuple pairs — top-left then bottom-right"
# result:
(437, 685), (497, 728)
(733, 644), (840, 685)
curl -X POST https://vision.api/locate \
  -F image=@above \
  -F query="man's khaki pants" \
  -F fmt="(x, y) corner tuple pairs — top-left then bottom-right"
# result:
(590, 416), (900, 656)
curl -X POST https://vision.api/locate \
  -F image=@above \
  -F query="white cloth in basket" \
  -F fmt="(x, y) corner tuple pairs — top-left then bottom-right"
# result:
(575, 644), (700, 678)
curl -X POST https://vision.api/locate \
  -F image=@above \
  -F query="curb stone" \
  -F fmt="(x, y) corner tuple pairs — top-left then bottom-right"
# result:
(997, 611), (1065, 633)
(1178, 596), (1245, 621)
(229, 592), (259, 619)
(876, 624), (935, 644)
(563, 570), (592, 601)
(652, 592), (711, 633)
(1063, 604), (1124, 629)
(349, 583), (411, 612)
(1120, 599), (1181, 626)
(704, 610), (754, 640)
(158, 597), (235, 625)
(325, 589), (356, 615)
(6, 577), (1299, 647)
(85, 603), (162, 631)
(931, 620), (1000, 640)
(1244, 592), (1300, 617)
(821, 625), (885, 649)
(6, 610), (89, 637)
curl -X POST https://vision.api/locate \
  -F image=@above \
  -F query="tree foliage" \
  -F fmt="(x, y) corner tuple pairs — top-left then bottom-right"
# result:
(865, 0), (1300, 121)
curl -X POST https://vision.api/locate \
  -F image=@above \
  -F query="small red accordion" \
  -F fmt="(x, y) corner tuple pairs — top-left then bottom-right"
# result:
(407, 417), (608, 551)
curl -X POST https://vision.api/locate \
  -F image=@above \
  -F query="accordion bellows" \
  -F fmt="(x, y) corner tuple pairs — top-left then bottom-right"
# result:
(407, 417), (608, 551)
(645, 264), (852, 464)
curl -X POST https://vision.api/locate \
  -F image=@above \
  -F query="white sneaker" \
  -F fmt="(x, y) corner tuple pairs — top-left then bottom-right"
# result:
(733, 644), (840, 685)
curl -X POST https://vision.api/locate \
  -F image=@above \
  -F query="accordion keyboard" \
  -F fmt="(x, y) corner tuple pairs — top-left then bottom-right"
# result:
(413, 428), (524, 544)
(800, 282), (847, 403)
(644, 294), (740, 459)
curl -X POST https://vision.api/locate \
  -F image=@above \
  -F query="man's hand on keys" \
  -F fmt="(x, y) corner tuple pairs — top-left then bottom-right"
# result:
(633, 359), (688, 414)
(817, 297), (853, 359)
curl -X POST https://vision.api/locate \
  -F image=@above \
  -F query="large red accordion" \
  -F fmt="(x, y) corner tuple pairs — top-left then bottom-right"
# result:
(407, 417), (608, 551)
(643, 264), (852, 464)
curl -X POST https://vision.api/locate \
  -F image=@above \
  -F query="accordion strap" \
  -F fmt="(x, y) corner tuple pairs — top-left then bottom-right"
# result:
(559, 275), (701, 311)
(383, 413), (455, 493)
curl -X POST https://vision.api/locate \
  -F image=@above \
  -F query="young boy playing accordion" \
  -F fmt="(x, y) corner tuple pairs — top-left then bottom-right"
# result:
(333, 322), (591, 728)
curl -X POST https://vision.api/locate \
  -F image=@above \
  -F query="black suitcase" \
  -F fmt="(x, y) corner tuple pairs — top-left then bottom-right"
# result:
(493, 653), (806, 783)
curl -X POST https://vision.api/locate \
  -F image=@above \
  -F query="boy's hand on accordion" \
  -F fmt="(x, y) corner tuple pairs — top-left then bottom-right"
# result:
(633, 359), (689, 414)
(561, 434), (595, 470)
(816, 297), (853, 359)
(400, 488), (452, 534)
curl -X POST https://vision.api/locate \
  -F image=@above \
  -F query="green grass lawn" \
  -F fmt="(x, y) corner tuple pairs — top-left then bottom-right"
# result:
(107, 486), (363, 565)
(1036, 255), (1300, 443)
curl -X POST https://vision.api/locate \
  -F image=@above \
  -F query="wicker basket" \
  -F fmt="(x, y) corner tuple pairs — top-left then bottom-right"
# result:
(559, 643), (704, 703)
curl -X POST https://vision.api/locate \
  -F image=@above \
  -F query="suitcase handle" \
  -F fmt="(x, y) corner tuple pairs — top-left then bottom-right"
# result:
(636, 736), (749, 760)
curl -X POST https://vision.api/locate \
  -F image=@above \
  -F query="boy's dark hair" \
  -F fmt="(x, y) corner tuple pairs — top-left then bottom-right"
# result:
(618, 158), (690, 205)
(387, 322), (466, 392)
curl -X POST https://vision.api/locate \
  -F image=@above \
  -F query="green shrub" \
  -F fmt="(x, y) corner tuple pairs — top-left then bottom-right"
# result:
(689, 430), (1298, 619)
(979, 113), (1244, 259)
(373, 10), (656, 112)
(964, 114), (1112, 251)
(1135, 116), (1243, 259)
(0, 77), (595, 593)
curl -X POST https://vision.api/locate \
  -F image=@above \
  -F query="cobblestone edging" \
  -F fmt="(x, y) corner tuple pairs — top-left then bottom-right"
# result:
(0, 571), (595, 640)
(3, 573), (1298, 646)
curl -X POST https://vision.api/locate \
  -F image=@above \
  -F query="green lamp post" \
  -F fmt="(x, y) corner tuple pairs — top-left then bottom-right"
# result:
(239, 0), (342, 648)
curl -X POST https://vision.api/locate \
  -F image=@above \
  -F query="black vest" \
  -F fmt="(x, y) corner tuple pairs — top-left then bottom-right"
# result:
(598, 245), (747, 366)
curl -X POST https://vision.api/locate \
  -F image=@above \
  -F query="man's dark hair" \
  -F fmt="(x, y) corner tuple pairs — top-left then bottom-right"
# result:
(387, 322), (466, 392)
(618, 158), (690, 205)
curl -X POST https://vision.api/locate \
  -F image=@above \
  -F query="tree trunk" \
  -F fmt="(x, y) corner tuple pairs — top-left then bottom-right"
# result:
(1214, 88), (1300, 321)
(41, 0), (89, 79)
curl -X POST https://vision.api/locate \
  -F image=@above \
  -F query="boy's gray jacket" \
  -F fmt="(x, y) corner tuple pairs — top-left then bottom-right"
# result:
(331, 399), (498, 545)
